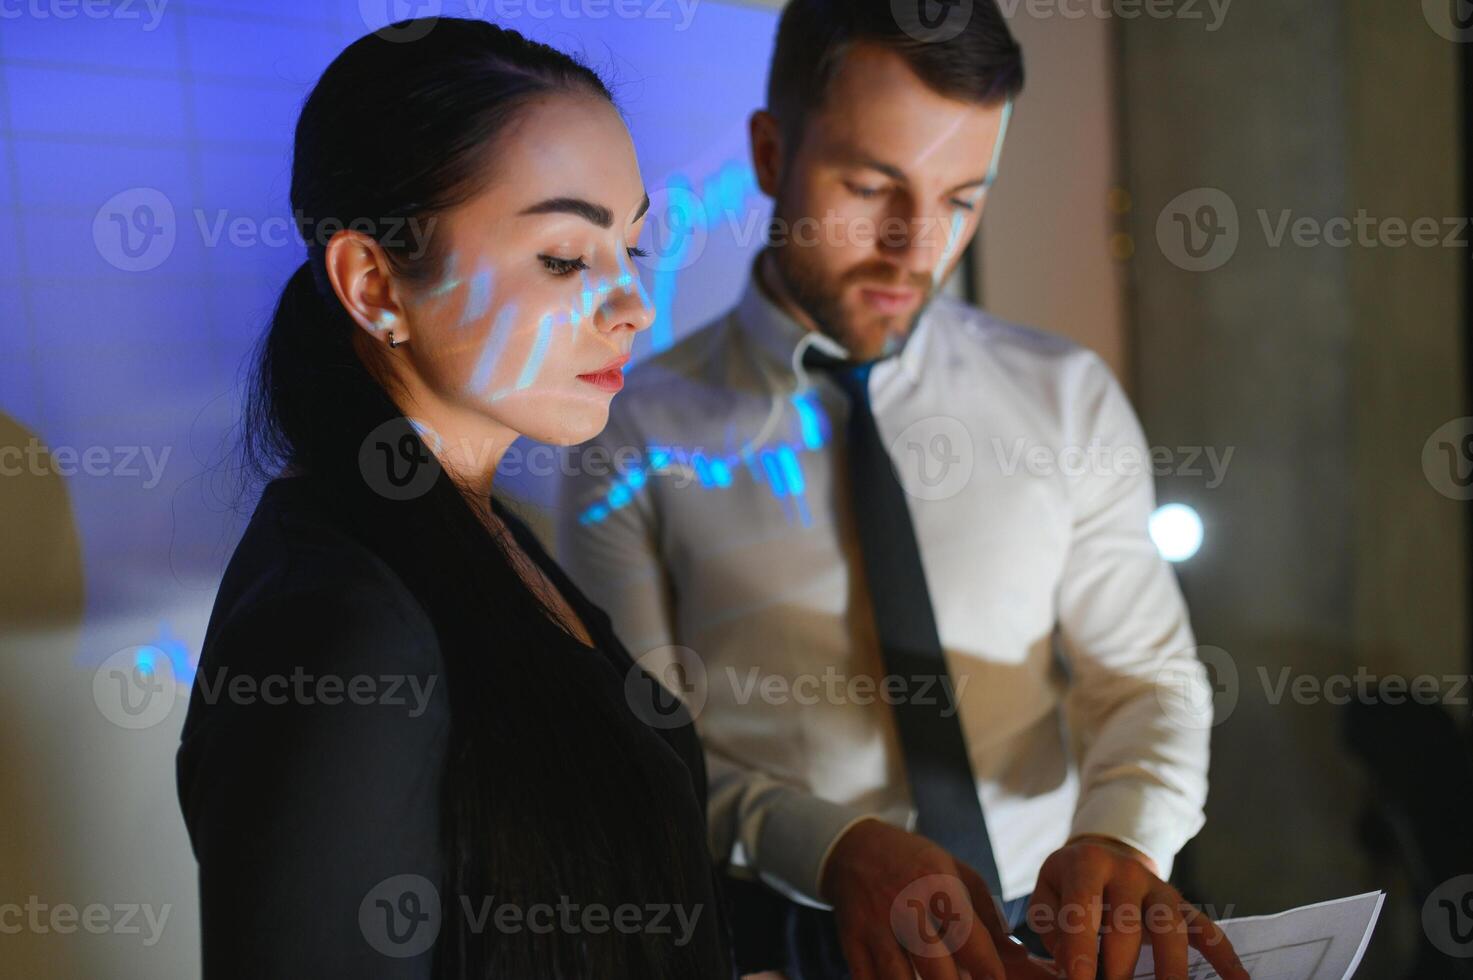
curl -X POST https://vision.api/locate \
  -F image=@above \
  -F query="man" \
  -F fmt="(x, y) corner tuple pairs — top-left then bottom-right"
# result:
(557, 3), (1248, 979)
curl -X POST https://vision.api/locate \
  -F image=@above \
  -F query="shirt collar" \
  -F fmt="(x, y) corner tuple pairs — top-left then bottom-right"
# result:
(731, 254), (932, 387)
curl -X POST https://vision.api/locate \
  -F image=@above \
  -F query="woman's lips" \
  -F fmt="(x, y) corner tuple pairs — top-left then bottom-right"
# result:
(577, 354), (631, 393)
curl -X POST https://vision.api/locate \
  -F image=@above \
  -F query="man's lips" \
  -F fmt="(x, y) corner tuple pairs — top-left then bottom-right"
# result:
(577, 353), (631, 393)
(857, 285), (921, 314)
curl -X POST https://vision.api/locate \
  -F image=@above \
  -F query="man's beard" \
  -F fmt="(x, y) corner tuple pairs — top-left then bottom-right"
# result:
(767, 214), (937, 360)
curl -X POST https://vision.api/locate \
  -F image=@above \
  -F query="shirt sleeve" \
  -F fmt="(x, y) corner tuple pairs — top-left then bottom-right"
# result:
(177, 582), (448, 978)
(1054, 350), (1214, 881)
(554, 415), (875, 910)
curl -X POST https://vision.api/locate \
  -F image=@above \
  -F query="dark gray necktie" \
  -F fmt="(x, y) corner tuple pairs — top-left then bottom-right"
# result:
(803, 345), (1003, 900)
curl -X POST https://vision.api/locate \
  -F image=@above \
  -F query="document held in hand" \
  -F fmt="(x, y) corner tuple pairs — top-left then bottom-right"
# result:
(1130, 891), (1385, 980)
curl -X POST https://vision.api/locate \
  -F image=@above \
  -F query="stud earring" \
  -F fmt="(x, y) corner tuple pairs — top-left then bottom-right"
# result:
(388, 331), (402, 349)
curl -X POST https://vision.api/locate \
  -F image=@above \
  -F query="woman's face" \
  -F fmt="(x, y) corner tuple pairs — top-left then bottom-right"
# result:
(347, 91), (654, 456)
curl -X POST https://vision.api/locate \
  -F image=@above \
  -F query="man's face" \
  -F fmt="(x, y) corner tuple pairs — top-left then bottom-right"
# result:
(762, 43), (1010, 360)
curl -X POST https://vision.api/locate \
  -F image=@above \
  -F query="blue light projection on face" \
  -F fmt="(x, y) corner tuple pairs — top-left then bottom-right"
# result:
(442, 245), (654, 404)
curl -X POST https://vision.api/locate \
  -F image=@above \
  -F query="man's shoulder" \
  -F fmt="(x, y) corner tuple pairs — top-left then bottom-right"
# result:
(927, 295), (1118, 396)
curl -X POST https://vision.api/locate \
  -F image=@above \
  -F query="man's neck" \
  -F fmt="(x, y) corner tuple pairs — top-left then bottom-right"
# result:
(755, 249), (822, 338)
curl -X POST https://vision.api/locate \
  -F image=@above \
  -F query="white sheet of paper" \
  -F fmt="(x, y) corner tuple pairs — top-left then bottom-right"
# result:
(1130, 891), (1386, 980)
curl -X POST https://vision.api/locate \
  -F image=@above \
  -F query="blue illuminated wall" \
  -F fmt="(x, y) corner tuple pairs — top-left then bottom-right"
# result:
(0, 1), (776, 679)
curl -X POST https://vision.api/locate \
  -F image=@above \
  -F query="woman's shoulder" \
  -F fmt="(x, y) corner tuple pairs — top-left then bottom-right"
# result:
(203, 476), (441, 677)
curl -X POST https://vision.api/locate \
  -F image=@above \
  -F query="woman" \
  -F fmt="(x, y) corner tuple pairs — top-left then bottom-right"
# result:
(176, 18), (734, 978)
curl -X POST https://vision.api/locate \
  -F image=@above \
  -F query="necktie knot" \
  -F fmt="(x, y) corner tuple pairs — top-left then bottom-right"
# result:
(801, 345), (874, 403)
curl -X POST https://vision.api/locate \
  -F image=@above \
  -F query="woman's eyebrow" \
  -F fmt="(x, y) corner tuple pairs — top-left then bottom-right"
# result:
(519, 192), (651, 228)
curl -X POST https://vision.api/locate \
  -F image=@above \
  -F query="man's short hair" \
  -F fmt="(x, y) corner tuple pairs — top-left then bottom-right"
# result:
(766, 0), (1024, 144)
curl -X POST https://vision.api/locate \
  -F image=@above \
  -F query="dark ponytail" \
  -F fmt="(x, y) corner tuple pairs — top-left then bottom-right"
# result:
(239, 19), (709, 978)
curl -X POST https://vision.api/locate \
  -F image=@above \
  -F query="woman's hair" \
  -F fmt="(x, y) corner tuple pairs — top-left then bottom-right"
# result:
(240, 18), (708, 977)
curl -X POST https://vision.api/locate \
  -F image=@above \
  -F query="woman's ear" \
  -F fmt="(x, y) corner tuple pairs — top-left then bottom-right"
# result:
(323, 229), (408, 347)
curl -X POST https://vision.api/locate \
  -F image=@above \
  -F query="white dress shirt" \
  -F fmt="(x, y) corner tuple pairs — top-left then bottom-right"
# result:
(554, 271), (1213, 908)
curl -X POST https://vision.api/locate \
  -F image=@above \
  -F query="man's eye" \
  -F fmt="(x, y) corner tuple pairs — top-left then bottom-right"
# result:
(847, 183), (886, 200)
(539, 254), (589, 277)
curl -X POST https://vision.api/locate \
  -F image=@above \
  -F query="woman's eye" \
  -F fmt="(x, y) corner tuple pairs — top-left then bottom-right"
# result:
(627, 245), (650, 259)
(950, 198), (978, 212)
(847, 183), (886, 200)
(539, 254), (589, 277)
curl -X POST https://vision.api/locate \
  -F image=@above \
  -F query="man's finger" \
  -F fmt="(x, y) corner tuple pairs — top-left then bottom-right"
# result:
(1144, 902), (1188, 980)
(1183, 904), (1251, 980)
(947, 902), (1008, 980)
(1057, 867), (1107, 980)
(871, 934), (920, 980)
(841, 931), (879, 980)
(1026, 878), (1064, 962)
(954, 860), (1017, 947)
(911, 946), (963, 980)
(1097, 881), (1146, 980)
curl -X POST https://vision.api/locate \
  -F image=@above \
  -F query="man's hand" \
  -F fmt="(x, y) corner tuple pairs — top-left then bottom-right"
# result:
(1028, 835), (1249, 980)
(821, 818), (1059, 980)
